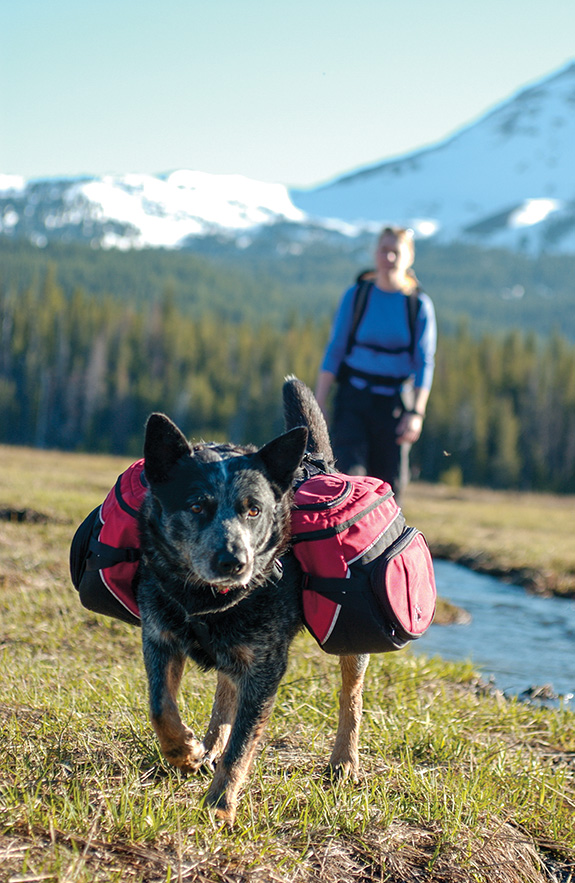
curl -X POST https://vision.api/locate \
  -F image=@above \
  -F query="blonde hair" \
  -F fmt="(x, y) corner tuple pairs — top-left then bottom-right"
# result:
(377, 226), (419, 294)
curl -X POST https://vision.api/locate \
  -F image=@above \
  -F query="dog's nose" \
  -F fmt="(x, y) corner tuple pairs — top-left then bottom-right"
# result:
(215, 551), (248, 577)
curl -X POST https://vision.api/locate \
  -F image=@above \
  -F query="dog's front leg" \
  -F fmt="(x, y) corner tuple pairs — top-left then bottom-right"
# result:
(201, 671), (237, 770)
(142, 633), (205, 771)
(328, 653), (369, 779)
(204, 669), (282, 825)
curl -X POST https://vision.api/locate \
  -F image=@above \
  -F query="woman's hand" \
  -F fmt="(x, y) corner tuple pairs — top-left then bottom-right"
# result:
(396, 411), (424, 444)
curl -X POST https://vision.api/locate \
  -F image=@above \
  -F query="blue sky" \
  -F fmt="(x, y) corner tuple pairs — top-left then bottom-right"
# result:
(2, 0), (574, 188)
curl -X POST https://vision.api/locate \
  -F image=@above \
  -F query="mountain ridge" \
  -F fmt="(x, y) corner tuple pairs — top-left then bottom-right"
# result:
(1, 61), (574, 255)
(290, 61), (575, 255)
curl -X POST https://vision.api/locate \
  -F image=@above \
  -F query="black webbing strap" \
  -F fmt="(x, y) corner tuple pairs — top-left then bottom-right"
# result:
(344, 277), (373, 358)
(86, 536), (141, 570)
(337, 363), (408, 388)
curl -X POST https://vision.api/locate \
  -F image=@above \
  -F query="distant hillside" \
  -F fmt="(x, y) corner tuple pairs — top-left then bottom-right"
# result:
(1, 237), (574, 340)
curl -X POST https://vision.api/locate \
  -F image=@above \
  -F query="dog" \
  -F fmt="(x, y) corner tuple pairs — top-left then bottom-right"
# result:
(137, 377), (369, 825)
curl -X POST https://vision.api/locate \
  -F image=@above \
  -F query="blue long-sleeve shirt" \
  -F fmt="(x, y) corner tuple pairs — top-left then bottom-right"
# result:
(322, 283), (437, 394)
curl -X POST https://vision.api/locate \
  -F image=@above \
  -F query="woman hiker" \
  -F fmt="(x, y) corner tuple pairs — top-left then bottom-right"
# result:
(315, 225), (437, 504)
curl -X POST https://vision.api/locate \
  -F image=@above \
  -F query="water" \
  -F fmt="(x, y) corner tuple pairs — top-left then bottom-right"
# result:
(411, 559), (575, 700)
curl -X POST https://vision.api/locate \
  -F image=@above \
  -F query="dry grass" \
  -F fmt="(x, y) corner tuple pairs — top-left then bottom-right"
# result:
(403, 482), (575, 595)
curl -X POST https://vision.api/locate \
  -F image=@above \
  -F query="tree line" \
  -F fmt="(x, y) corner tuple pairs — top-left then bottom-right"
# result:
(2, 235), (575, 340)
(1, 269), (574, 492)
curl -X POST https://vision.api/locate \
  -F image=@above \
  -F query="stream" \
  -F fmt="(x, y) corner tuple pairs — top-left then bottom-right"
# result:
(410, 559), (575, 701)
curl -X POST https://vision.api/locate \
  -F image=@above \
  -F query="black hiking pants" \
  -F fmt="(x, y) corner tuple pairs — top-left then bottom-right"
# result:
(331, 381), (410, 503)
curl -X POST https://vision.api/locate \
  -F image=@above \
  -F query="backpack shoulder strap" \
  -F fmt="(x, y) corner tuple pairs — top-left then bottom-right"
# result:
(345, 271), (423, 360)
(345, 271), (375, 356)
(406, 288), (423, 356)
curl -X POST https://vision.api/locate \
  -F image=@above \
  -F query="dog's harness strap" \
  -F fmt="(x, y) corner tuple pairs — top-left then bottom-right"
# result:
(292, 453), (331, 491)
(271, 558), (284, 582)
(86, 536), (141, 569)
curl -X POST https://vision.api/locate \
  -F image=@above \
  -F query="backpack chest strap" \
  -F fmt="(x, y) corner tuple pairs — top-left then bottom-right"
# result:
(86, 536), (141, 570)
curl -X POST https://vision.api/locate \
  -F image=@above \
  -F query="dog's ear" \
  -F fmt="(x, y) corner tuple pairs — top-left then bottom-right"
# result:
(144, 413), (192, 484)
(256, 426), (308, 494)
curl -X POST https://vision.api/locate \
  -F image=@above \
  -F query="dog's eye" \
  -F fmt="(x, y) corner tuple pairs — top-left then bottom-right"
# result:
(247, 505), (260, 518)
(190, 502), (204, 514)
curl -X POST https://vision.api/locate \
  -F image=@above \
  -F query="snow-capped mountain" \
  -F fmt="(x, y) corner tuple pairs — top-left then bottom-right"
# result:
(290, 61), (575, 255)
(1, 61), (574, 255)
(0, 170), (307, 250)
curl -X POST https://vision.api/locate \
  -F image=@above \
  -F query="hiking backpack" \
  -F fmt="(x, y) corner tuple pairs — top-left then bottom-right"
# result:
(70, 463), (436, 653)
(347, 270), (422, 357)
(336, 271), (423, 389)
(291, 471), (436, 655)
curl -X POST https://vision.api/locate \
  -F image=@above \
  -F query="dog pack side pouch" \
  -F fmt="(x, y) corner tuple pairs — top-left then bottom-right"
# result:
(369, 526), (436, 641)
(70, 459), (147, 620)
(69, 505), (100, 589)
(291, 473), (436, 655)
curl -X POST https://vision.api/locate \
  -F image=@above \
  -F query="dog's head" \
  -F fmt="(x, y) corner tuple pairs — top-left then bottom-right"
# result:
(141, 413), (307, 602)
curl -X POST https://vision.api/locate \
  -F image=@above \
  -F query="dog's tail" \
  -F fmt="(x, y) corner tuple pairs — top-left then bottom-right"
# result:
(282, 375), (335, 468)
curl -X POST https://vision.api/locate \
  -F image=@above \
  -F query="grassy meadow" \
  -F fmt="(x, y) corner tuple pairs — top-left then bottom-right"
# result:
(1, 444), (575, 882)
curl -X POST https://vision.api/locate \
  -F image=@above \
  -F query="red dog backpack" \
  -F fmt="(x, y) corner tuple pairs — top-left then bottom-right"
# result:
(71, 463), (436, 654)
(291, 472), (436, 655)
(70, 459), (145, 619)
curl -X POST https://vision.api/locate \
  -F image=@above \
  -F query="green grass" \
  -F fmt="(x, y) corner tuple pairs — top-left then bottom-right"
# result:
(1, 445), (575, 881)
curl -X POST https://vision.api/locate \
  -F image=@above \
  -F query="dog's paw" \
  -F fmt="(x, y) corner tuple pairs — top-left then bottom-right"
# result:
(203, 789), (237, 826)
(214, 805), (236, 827)
(181, 755), (216, 775)
(164, 737), (206, 772)
(324, 760), (358, 782)
(199, 752), (217, 773)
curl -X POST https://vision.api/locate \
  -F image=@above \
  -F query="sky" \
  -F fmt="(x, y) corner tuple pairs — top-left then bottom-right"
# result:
(2, 0), (575, 189)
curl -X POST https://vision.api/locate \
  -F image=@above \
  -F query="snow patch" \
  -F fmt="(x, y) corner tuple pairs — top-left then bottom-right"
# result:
(66, 171), (307, 248)
(508, 198), (562, 228)
(0, 175), (26, 195)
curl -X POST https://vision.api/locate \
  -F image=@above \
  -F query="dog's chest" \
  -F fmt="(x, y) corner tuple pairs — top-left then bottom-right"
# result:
(177, 558), (304, 671)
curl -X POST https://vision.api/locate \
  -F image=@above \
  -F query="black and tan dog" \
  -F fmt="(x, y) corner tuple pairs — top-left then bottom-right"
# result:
(137, 378), (369, 824)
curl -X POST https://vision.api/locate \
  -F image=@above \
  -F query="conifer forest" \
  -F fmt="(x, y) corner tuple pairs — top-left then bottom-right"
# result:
(1, 240), (575, 493)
